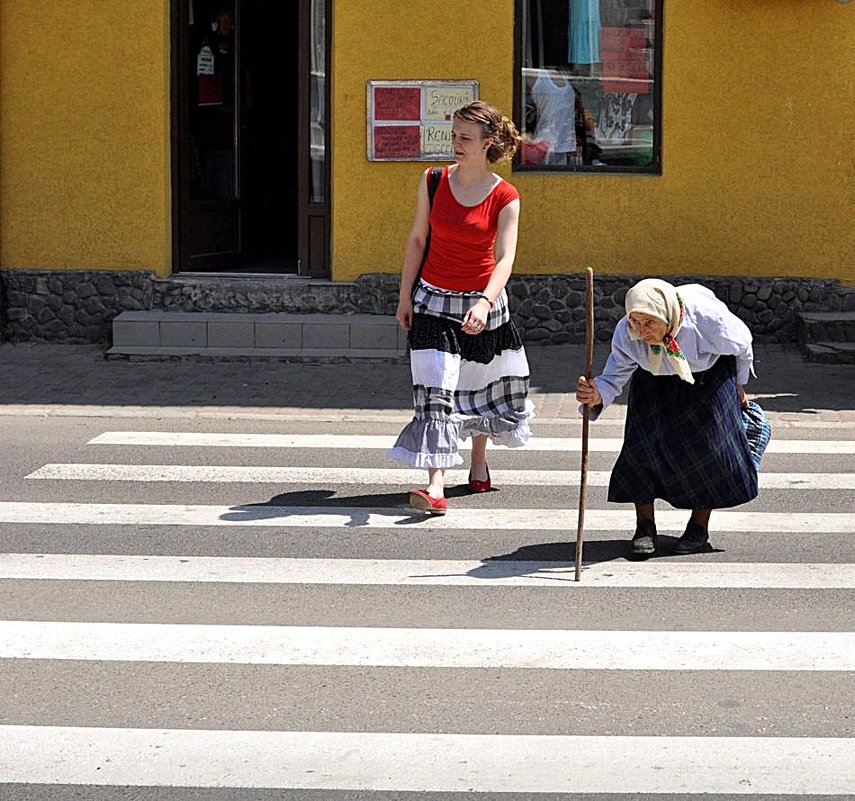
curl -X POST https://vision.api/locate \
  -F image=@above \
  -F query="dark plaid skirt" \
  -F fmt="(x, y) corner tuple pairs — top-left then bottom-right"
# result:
(608, 355), (759, 509)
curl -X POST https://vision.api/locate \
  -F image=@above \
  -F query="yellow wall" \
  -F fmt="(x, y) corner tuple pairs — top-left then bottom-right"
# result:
(1, 2), (850, 283)
(0, 0), (171, 274)
(332, 0), (854, 283)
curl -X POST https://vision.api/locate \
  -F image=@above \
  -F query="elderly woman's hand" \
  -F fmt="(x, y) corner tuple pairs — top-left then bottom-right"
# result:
(576, 376), (602, 407)
(738, 384), (748, 409)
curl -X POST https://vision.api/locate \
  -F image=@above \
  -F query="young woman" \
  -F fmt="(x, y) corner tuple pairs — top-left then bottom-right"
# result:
(576, 278), (759, 555)
(388, 101), (534, 515)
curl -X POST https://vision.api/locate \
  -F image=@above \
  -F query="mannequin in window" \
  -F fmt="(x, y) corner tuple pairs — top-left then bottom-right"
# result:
(529, 68), (577, 166)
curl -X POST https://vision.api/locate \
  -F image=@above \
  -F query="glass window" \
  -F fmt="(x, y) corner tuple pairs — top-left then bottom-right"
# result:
(309, 0), (326, 204)
(188, 0), (238, 200)
(517, 0), (661, 173)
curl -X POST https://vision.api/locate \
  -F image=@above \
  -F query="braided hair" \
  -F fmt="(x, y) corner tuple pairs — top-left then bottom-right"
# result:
(453, 101), (522, 163)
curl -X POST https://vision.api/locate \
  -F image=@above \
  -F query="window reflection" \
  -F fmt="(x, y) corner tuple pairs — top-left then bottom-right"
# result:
(519, 0), (659, 171)
(309, 0), (325, 203)
(189, 0), (238, 200)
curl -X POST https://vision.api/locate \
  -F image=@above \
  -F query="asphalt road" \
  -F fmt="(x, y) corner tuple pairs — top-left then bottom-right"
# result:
(0, 410), (853, 800)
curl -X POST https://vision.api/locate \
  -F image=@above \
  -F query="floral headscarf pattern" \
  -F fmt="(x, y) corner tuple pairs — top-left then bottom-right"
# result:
(625, 278), (695, 385)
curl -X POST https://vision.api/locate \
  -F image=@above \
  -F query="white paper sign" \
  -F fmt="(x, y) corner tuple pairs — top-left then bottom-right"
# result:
(197, 45), (215, 76)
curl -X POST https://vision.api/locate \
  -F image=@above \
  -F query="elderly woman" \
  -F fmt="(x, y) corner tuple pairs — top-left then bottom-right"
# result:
(576, 278), (759, 555)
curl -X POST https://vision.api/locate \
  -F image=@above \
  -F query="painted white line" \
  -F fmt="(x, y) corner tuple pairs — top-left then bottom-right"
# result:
(771, 420), (855, 430)
(88, 431), (855, 454)
(1, 726), (852, 794)
(3, 553), (854, 589)
(1, 726), (850, 795)
(1, 621), (852, 670)
(0, 501), (851, 533)
(26, 463), (855, 490)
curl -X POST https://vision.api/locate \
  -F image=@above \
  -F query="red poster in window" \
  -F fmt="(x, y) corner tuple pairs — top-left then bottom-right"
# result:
(602, 27), (650, 94)
(198, 74), (224, 106)
(374, 87), (421, 121)
(373, 125), (421, 159)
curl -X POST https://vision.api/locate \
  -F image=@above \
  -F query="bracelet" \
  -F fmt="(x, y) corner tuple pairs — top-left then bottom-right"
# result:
(477, 293), (494, 308)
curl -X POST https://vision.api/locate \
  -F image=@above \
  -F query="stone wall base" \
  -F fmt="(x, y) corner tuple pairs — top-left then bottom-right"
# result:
(1, 269), (852, 345)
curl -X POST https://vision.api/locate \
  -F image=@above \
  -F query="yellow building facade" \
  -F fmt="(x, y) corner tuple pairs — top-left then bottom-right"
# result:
(0, 0), (852, 342)
(336, 0), (853, 282)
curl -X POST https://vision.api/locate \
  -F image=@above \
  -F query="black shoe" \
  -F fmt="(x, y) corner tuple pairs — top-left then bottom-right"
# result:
(630, 519), (658, 555)
(672, 521), (711, 554)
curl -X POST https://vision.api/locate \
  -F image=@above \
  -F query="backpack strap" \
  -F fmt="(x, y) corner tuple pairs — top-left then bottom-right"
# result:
(411, 166), (443, 299)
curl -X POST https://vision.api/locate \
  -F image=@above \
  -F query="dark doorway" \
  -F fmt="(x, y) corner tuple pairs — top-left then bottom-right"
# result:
(172, 0), (329, 275)
(242, 0), (297, 271)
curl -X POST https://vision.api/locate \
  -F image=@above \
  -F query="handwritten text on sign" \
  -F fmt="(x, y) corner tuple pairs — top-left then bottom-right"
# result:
(421, 124), (453, 157)
(373, 87), (421, 121)
(373, 125), (421, 160)
(424, 86), (478, 121)
(367, 80), (478, 161)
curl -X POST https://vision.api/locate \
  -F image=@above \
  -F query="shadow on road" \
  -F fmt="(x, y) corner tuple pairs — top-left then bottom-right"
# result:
(472, 539), (725, 578)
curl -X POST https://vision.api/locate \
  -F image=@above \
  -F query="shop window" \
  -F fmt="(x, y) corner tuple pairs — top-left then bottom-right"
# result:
(516, 0), (662, 173)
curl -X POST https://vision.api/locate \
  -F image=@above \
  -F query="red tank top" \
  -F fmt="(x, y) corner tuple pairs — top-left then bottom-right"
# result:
(420, 166), (520, 291)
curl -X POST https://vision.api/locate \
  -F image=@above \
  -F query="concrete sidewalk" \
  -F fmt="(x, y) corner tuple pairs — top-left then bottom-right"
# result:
(1, 341), (853, 421)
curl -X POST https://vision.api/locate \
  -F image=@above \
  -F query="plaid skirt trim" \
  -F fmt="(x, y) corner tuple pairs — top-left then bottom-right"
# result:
(388, 316), (534, 468)
(413, 280), (510, 330)
(608, 355), (758, 509)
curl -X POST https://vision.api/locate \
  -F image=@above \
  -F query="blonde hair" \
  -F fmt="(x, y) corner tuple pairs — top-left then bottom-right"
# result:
(453, 101), (522, 163)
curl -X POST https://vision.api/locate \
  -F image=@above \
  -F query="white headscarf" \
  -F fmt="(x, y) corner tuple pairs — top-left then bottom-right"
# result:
(625, 278), (694, 384)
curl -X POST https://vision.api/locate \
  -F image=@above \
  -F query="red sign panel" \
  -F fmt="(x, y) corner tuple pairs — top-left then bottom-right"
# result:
(602, 27), (650, 94)
(373, 87), (422, 121)
(372, 125), (421, 159)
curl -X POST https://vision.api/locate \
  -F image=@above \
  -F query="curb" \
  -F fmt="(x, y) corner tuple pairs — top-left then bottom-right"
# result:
(2, 404), (853, 425)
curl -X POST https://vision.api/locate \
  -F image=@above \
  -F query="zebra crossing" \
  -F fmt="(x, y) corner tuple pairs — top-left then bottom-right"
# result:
(1, 413), (854, 798)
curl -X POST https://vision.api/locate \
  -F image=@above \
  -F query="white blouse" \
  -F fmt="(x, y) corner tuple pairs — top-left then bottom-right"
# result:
(592, 284), (755, 414)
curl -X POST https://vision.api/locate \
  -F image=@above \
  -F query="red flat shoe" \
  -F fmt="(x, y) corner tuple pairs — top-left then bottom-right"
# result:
(409, 489), (447, 515)
(468, 464), (491, 493)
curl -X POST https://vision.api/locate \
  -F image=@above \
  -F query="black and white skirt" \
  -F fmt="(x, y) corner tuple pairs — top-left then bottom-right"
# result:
(388, 280), (535, 469)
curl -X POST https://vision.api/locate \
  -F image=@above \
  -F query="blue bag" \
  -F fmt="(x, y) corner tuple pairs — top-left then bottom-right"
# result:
(741, 400), (772, 471)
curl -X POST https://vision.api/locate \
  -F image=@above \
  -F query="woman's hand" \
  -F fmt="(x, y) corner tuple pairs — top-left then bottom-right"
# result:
(396, 296), (413, 330)
(462, 298), (490, 335)
(576, 376), (602, 407)
(737, 384), (748, 409)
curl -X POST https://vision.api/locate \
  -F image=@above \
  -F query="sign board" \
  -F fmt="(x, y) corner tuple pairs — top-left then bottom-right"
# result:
(367, 80), (478, 161)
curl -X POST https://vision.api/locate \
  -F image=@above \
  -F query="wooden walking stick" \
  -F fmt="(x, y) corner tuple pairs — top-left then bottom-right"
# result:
(575, 267), (595, 582)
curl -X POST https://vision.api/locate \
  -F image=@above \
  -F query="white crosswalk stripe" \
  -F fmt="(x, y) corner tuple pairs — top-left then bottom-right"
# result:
(2, 419), (854, 796)
(3, 726), (853, 794)
(4, 553), (853, 588)
(89, 429), (855, 453)
(27, 462), (855, 489)
(1, 501), (851, 532)
(3, 621), (853, 670)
